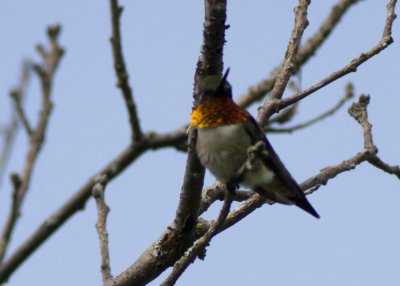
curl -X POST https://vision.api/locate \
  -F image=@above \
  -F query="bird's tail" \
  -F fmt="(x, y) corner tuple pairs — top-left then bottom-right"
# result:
(253, 187), (320, 219)
(294, 197), (320, 219)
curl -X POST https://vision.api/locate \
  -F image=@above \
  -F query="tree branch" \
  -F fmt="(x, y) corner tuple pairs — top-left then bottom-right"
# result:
(348, 94), (400, 179)
(0, 25), (64, 265)
(161, 192), (233, 286)
(257, 0), (310, 125)
(268, 103), (299, 126)
(0, 60), (31, 187)
(92, 175), (112, 285)
(109, 0), (142, 142)
(9, 91), (33, 137)
(368, 156), (400, 179)
(199, 183), (252, 214)
(266, 82), (354, 133)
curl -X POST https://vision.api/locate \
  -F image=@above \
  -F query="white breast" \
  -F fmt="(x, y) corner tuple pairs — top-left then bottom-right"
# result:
(197, 124), (276, 188)
(196, 124), (251, 183)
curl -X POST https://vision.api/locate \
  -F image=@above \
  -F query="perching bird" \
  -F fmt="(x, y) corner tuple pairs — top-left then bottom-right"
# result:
(190, 69), (319, 218)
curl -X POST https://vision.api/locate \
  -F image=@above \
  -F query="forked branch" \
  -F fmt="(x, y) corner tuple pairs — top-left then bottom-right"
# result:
(0, 26), (64, 265)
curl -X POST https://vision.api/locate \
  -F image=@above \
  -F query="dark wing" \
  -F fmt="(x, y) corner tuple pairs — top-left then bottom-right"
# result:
(245, 116), (320, 218)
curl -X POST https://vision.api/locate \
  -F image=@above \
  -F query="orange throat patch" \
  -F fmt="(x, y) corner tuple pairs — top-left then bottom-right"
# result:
(190, 97), (249, 128)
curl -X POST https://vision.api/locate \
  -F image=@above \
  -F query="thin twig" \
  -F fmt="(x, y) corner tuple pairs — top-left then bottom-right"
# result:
(109, 0), (142, 142)
(348, 94), (400, 179)
(192, 0), (227, 103)
(199, 183), (252, 214)
(161, 192), (233, 286)
(237, 0), (360, 108)
(258, 0), (311, 125)
(0, 26), (64, 265)
(9, 88), (33, 137)
(368, 156), (400, 179)
(173, 129), (205, 233)
(348, 95), (375, 150)
(268, 103), (298, 125)
(265, 79), (301, 126)
(0, 61), (31, 187)
(92, 175), (112, 285)
(266, 82), (354, 133)
(0, 174), (21, 262)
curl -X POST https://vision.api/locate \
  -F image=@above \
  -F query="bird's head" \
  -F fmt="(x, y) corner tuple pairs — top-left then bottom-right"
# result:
(198, 68), (232, 101)
(191, 69), (249, 128)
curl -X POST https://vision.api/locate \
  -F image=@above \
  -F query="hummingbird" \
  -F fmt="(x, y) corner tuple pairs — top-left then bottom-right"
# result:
(190, 69), (319, 218)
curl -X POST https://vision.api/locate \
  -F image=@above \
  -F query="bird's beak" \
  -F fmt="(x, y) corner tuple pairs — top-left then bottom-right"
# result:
(215, 68), (230, 93)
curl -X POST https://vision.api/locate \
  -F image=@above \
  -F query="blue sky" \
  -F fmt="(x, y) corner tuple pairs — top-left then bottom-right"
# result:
(1, 1), (399, 285)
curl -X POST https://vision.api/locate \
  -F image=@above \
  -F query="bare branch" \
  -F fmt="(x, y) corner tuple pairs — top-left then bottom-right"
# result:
(258, 0), (310, 125)
(193, 0), (228, 103)
(199, 183), (252, 214)
(237, 0), (360, 108)
(0, 174), (21, 262)
(172, 129), (205, 233)
(92, 175), (112, 285)
(368, 157), (400, 179)
(348, 95), (375, 150)
(145, 128), (187, 151)
(161, 192), (233, 286)
(109, 0), (142, 142)
(0, 26), (64, 266)
(383, 0), (397, 38)
(0, 61), (31, 187)
(267, 83), (354, 133)
(9, 91), (33, 137)
(300, 149), (371, 192)
(348, 94), (400, 179)
(300, 93), (399, 191)
(268, 103), (299, 126)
